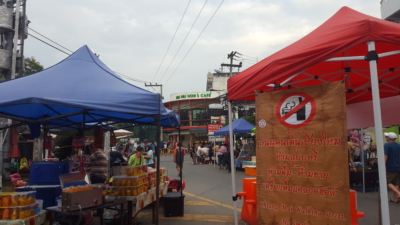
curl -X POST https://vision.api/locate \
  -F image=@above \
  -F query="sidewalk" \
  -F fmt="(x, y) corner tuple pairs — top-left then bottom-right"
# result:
(132, 192), (242, 225)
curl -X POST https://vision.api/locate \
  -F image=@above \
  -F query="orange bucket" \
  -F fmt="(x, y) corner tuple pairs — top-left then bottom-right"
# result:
(245, 166), (256, 176)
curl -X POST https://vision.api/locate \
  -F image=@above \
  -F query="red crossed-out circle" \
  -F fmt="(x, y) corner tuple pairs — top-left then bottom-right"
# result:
(276, 92), (316, 129)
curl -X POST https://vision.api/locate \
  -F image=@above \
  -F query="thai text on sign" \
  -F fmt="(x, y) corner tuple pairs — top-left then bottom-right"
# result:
(255, 81), (350, 225)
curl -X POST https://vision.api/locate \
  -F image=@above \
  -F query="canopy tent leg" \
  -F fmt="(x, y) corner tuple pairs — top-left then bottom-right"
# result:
(155, 115), (161, 225)
(368, 41), (390, 225)
(178, 127), (183, 197)
(228, 101), (238, 225)
(213, 135), (216, 168)
(359, 128), (365, 193)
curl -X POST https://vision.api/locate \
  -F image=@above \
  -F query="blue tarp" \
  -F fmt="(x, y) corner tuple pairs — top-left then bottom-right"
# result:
(214, 118), (255, 135)
(0, 45), (179, 128)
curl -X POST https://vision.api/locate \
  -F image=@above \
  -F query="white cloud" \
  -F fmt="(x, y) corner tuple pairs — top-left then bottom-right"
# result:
(24, 0), (381, 101)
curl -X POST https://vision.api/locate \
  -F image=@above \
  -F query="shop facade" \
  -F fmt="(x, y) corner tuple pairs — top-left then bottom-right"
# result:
(163, 91), (225, 148)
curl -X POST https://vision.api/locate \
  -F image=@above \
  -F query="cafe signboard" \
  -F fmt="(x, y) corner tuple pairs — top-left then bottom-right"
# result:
(171, 91), (224, 100)
(256, 81), (350, 225)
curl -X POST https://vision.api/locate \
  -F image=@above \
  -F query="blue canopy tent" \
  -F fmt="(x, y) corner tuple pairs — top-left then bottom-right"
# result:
(214, 118), (255, 135)
(0, 45), (179, 129)
(214, 118), (255, 173)
(0, 45), (179, 224)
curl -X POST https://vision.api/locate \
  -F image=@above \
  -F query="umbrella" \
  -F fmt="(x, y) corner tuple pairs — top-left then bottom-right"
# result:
(9, 126), (21, 158)
(114, 129), (133, 137)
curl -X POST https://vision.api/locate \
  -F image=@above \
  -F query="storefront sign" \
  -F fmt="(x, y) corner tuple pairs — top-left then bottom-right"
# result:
(207, 124), (224, 134)
(208, 136), (225, 142)
(256, 81), (350, 225)
(171, 91), (224, 100)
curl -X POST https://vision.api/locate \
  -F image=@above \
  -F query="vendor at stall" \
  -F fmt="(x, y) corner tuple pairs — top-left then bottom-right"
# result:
(128, 146), (146, 166)
(87, 145), (108, 184)
(144, 147), (154, 168)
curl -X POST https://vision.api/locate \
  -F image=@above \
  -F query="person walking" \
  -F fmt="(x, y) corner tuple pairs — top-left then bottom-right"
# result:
(191, 144), (197, 165)
(174, 142), (186, 177)
(207, 144), (214, 165)
(217, 144), (228, 170)
(384, 132), (400, 202)
(223, 149), (239, 173)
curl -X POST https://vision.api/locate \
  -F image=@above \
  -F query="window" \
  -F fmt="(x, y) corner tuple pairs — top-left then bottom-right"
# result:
(192, 109), (208, 126)
(180, 110), (189, 126)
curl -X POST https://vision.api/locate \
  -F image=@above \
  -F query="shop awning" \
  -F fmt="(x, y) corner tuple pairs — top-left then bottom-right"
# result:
(227, 7), (400, 104)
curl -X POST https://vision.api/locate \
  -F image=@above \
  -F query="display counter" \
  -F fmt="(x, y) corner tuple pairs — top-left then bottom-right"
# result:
(0, 210), (46, 225)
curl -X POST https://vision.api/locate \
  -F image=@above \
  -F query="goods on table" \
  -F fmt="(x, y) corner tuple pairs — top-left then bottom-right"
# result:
(0, 191), (38, 220)
(106, 166), (167, 197)
(62, 185), (93, 193)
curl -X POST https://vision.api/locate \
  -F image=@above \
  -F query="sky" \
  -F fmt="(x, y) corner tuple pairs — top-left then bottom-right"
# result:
(24, 0), (382, 102)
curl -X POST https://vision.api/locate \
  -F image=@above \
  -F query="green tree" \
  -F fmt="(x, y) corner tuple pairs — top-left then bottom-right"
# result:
(22, 57), (44, 76)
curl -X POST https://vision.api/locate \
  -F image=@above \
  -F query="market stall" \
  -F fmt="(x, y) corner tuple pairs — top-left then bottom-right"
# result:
(227, 7), (400, 225)
(214, 118), (255, 171)
(0, 45), (179, 225)
(0, 191), (47, 225)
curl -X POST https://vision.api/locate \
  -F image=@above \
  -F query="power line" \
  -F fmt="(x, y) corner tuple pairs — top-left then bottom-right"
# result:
(113, 72), (151, 84)
(164, 0), (224, 85)
(151, 0), (191, 82)
(158, 0), (208, 83)
(29, 33), (72, 55)
(28, 30), (150, 85)
(237, 52), (258, 60)
(28, 27), (74, 53)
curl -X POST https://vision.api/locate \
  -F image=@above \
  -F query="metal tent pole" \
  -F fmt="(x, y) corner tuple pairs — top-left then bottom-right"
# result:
(360, 128), (365, 193)
(367, 41), (390, 225)
(213, 135), (216, 168)
(155, 115), (161, 225)
(228, 101), (238, 225)
(178, 127), (183, 197)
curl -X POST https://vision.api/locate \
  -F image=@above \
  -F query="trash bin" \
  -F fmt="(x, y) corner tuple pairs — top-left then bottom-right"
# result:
(163, 192), (185, 217)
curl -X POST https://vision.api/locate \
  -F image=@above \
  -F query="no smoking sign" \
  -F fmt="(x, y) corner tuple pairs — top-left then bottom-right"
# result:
(276, 92), (316, 129)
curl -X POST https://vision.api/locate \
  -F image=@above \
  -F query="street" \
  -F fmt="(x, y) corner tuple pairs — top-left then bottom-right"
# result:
(133, 155), (400, 225)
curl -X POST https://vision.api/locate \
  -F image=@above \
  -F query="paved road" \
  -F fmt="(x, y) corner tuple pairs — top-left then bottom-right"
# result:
(134, 155), (400, 224)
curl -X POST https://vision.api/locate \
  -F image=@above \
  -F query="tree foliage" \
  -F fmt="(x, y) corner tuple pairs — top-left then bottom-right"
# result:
(115, 123), (158, 142)
(53, 134), (74, 161)
(23, 57), (44, 76)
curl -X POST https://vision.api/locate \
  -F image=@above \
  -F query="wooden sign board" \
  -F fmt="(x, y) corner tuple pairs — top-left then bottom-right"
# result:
(256, 81), (350, 225)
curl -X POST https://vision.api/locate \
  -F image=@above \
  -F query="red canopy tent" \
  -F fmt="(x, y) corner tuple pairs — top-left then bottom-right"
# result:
(227, 7), (400, 225)
(228, 7), (400, 103)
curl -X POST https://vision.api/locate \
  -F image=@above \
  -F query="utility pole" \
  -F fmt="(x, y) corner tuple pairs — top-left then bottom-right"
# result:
(145, 83), (163, 100)
(221, 51), (242, 77)
(221, 51), (242, 120)
(0, 0), (29, 188)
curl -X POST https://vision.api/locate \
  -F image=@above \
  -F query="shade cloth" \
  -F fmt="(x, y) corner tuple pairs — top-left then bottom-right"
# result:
(0, 45), (179, 128)
(228, 7), (400, 103)
(214, 118), (255, 135)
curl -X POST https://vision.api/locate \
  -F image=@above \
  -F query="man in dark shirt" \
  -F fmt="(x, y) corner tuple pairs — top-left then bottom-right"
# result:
(110, 151), (126, 166)
(384, 132), (400, 202)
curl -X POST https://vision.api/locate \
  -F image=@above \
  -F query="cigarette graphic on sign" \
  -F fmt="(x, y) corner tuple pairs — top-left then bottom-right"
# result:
(276, 92), (316, 129)
(281, 97), (306, 121)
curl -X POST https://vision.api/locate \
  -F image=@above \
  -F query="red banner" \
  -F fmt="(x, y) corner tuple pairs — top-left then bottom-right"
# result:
(207, 124), (224, 134)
